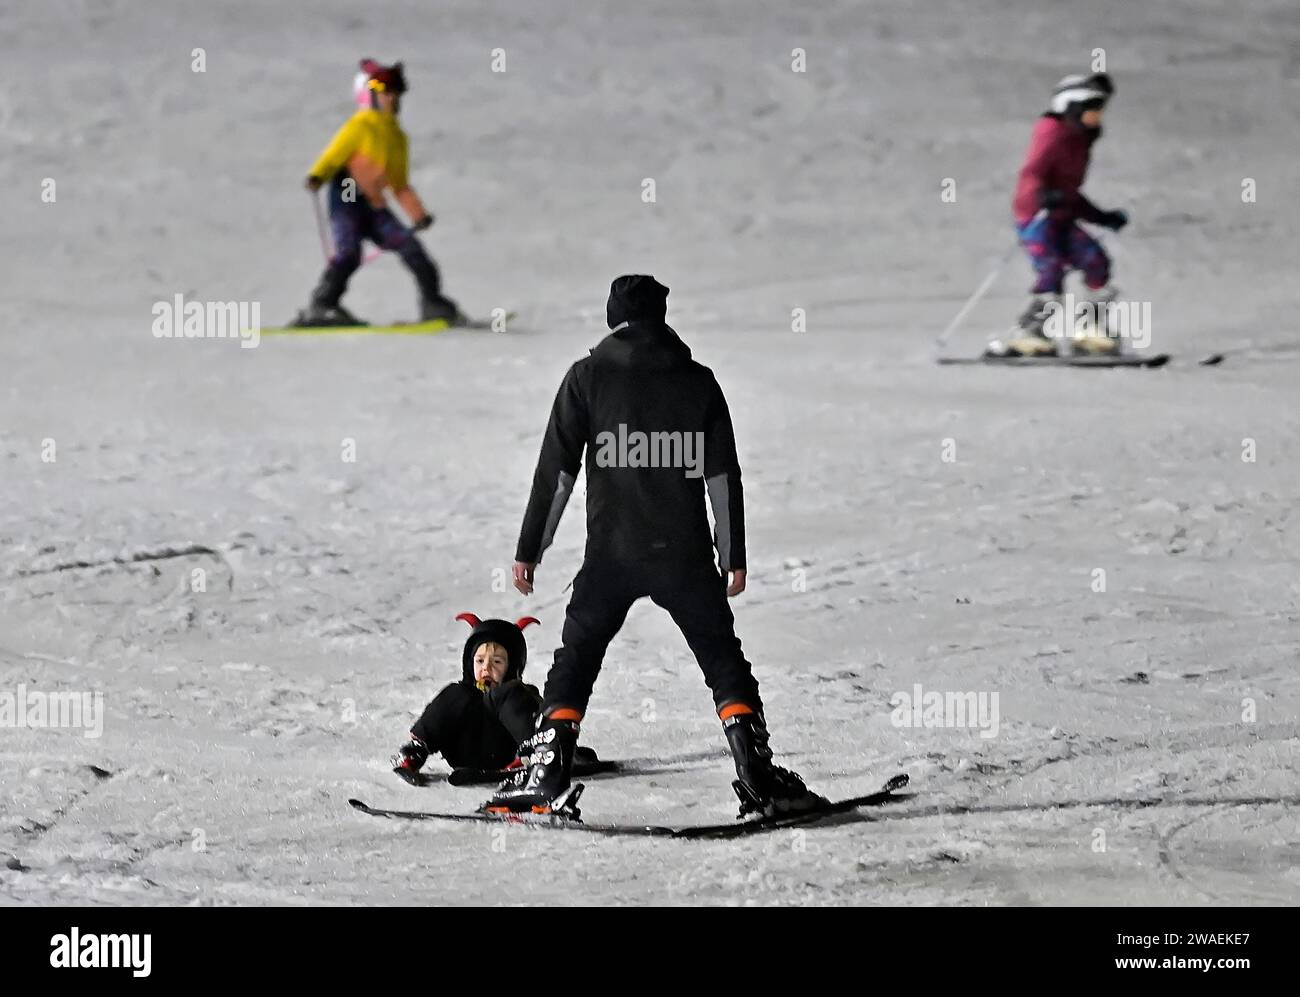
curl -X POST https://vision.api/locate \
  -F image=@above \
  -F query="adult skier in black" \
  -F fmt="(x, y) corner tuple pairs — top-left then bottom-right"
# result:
(484, 274), (824, 818)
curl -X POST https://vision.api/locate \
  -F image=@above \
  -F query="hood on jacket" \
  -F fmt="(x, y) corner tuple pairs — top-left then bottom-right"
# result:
(595, 275), (691, 369)
(606, 274), (670, 329)
(455, 613), (539, 685)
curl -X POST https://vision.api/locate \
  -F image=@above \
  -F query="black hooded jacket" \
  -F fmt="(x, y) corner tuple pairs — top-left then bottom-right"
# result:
(515, 275), (746, 570)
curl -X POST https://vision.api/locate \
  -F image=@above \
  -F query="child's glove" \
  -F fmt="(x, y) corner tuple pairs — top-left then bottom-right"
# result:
(412, 214), (435, 231)
(304, 175), (323, 192)
(1097, 209), (1128, 231)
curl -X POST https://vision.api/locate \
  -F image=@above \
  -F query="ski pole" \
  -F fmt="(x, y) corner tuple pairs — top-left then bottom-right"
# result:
(310, 190), (333, 262)
(934, 245), (1016, 353)
(935, 209), (1045, 354)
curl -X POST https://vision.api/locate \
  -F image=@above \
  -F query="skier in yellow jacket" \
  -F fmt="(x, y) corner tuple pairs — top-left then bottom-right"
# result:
(292, 59), (462, 327)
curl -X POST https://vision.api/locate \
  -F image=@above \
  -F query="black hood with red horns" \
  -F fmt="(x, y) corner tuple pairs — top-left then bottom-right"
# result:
(455, 613), (539, 684)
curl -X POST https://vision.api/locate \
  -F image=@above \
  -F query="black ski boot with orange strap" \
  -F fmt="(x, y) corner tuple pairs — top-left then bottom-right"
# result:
(723, 711), (827, 818)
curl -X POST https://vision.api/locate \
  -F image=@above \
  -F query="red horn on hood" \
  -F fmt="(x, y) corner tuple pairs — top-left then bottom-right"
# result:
(455, 612), (482, 628)
(515, 616), (540, 631)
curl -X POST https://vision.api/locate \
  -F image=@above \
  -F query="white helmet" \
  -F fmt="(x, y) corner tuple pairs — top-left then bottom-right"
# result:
(1049, 72), (1114, 114)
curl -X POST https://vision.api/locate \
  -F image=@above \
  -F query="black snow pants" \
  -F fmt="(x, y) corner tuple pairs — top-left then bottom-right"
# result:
(542, 554), (762, 717)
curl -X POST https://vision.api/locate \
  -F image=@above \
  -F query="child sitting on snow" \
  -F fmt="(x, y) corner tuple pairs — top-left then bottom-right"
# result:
(392, 613), (543, 783)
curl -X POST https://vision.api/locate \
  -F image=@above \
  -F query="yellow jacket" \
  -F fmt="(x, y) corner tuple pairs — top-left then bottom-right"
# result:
(309, 108), (428, 222)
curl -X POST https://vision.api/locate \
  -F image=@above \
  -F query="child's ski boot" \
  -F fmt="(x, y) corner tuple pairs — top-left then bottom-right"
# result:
(987, 295), (1062, 357)
(391, 735), (429, 786)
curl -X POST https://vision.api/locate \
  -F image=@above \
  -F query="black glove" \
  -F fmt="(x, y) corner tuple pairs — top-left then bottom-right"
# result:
(412, 214), (434, 231)
(304, 175), (323, 192)
(1097, 209), (1128, 231)
(1038, 188), (1065, 211)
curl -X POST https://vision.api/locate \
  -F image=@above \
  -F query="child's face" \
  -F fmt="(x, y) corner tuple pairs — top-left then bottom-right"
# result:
(473, 642), (509, 688)
(1081, 106), (1104, 128)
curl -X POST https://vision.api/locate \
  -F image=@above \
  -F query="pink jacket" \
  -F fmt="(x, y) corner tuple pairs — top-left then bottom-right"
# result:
(1012, 115), (1106, 226)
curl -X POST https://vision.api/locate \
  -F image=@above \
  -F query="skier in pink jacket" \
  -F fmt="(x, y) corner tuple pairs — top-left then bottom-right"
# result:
(1005, 72), (1129, 355)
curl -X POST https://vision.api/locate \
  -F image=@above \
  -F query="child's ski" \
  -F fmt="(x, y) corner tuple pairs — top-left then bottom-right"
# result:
(262, 312), (516, 337)
(261, 318), (453, 337)
(938, 352), (1171, 368)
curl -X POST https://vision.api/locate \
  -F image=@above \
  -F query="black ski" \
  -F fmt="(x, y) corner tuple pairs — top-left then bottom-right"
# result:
(350, 787), (674, 836)
(446, 758), (622, 787)
(692, 773), (911, 840)
(348, 773), (909, 839)
(938, 353), (1171, 368)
